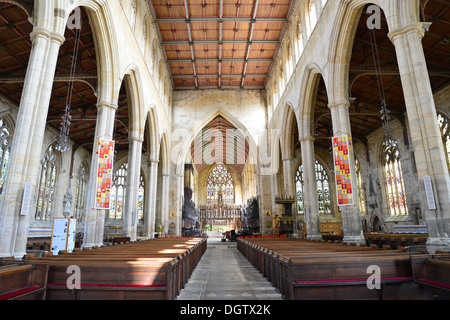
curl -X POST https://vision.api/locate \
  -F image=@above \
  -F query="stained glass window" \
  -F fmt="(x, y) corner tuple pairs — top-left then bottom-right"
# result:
(383, 139), (408, 216)
(109, 162), (145, 221)
(110, 162), (127, 220)
(35, 144), (58, 221)
(0, 118), (11, 207)
(206, 164), (234, 205)
(355, 157), (366, 214)
(438, 113), (450, 171)
(315, 160), (331, 215)
(296, 160), (331, 215)
(138, 174), (145, 221)
(74, 163), (88, 221)
(296, 165), (304, 215)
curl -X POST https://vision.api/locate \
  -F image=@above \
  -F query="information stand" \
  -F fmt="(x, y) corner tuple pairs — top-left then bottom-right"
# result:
(51, 218), (77, 255)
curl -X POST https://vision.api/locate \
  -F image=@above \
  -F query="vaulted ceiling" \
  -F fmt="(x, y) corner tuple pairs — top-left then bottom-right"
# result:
(148, 0), (294, 90)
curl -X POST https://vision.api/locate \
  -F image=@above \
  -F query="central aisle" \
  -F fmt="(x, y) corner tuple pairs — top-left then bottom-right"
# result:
(177, 233), (283, 300)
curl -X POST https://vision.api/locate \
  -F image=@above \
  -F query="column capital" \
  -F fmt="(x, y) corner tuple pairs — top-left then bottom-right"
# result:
(30, 27), (65, 45)
(281, 156), (294, 162)
(96, 101), (118, 110)
(299, 135), (315, 143)
(328, 100), (350, 110)
(129, 136), (144, 143)
(388, 22), (432, 42)
(148, 158), (159, 165)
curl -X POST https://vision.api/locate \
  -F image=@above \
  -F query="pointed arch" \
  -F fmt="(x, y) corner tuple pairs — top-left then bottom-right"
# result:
(63, 0), (121, 105)
(174, 108), (260, 176)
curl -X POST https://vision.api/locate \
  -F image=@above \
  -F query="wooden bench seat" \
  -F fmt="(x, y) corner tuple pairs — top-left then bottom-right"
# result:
(411, 253), (450, 299)
(26, 237), (207, 300)
(238, 238), (428, 300)
(0, 263), (48, 300)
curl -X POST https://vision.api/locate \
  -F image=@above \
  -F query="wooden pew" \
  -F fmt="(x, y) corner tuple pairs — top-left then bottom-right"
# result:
(0, 263), (48, 300)
(26, 237), (206, 300)
(411, 253), (450, 299)
(238, 238), (427, 300)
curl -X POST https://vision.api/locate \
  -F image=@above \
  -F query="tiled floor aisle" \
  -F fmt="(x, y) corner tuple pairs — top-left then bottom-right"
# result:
(177, 234), (283, 300)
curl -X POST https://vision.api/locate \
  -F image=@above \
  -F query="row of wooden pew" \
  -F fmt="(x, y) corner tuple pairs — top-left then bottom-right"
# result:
(237, 238), (450, 300)
(1, 237), (207, 300)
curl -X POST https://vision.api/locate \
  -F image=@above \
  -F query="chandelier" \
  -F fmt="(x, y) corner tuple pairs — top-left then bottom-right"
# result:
(56, 19), (83, 152)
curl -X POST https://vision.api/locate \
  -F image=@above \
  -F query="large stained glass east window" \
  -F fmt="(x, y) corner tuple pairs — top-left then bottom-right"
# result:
(206, 164), (234, 205)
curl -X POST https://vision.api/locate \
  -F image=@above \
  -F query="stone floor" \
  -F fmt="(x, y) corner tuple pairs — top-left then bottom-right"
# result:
(176, 233), (283, 300)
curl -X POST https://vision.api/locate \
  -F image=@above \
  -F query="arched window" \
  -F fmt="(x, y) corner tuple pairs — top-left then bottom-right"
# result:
(138, 174), (145, 221)
(74, 162), (88, 221)
(36, 143), (58, 221)
(438, 113), (450, 171)
(109, 162), (127, 220)
(295, 164), (304, 215)
(355, 157), (366, 214)
(109, 162), (145, 221)
(0, 118), (12, 206)
(315, 160), (331, 215)
(206, 164), (234, 205)
(295, 160), (331, 215)
(383, 139), (408, 216)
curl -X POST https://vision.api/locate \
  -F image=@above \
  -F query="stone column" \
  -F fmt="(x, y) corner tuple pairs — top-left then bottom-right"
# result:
(389, 23), (450, 247)
(144, 159), (159, 239)
(300, 136), (321, 241)
(160, 173), (170, 236)
(0, 27), (64, 258)
(83, 102), (117, 249)
(123, 137), (144, 242)
(329, 101), (365, 245)
(282, 157), (296, 197)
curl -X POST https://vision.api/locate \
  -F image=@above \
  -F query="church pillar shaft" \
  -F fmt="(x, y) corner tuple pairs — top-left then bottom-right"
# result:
(329, 102), (365, 245)
(123, 137), (144, 241)
(83, 103), (117, 248)
(144, 160), (159, 239)
(389, 23), (450, 245)
(160, 173), (170, 236)
(300, 137), (321, 240)
(0, 28), (64, 257)
(282, 157), (295, 197)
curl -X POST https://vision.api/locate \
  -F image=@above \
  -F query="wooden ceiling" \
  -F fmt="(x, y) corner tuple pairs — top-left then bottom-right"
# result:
(190, 115), (250, 173)
(149, 0), (294, 90)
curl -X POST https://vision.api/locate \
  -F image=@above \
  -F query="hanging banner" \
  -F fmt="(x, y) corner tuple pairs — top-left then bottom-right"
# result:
(94, 138), (115, 210)
(332, 135), (355, 206)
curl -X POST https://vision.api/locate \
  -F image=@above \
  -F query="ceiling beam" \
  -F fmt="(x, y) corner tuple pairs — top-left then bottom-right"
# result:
(155, 17), (287, 23)
(162, 40), (280, 45)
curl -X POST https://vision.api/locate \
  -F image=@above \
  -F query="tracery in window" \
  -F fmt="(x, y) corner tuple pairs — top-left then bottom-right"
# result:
(383, 139), (408, 216)
(355, 157), (366, 214)
(0, 118), (11, 206)
(110, 162), (127, 220)
(138, 173), (145, 221)
(438, 113), (450, 171)
(296, 164), (304, 215)
(109, 162), (145, 221)
(74, 163), (88, 221)
(296, 160), (331, 215)
(36, 143), (58, 221)
(206, 164), (234, 205)
(315, 160), (331, 215)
